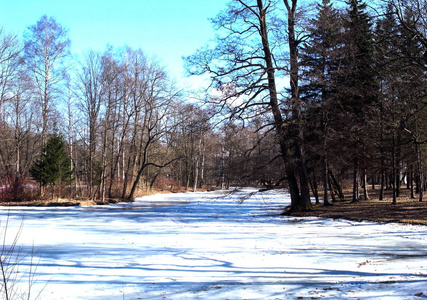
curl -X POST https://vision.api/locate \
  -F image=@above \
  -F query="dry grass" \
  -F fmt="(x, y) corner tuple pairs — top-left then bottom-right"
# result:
(0, 186), (212, 207)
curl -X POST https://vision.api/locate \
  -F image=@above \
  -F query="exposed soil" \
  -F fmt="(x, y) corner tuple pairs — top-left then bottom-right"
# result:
(290, 188), (427, 225)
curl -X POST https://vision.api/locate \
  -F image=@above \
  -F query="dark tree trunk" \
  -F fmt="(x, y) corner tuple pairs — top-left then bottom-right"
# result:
(257, 0), (311, 211)
(285, 0), (311, 210)
(416, 142), (424, 202)
(362, 168), (370, 200)
(323, 150), (331, 206)
(379, 169), (385, 200)
(328, 175), (336, 203)
(352, 161), (359, 203)
(309, 173), (319, 204)
(328, 170), (345, 201)
(392, 132), (397, 205)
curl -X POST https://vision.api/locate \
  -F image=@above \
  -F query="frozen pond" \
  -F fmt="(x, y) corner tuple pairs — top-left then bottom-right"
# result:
(0, 188), (426, 299)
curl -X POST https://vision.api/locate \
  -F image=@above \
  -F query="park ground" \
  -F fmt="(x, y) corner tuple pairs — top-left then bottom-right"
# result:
(291, 187), (427, 225)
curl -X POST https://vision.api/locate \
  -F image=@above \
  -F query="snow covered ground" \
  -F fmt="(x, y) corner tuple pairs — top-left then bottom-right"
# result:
(0, 188), (426, 299)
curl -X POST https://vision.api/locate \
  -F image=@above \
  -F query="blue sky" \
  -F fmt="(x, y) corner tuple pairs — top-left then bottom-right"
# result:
(0, 0), (229, 79)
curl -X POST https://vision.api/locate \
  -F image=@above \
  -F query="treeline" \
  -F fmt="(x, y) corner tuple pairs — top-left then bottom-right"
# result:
(186, 0), (427, 210)
(0, 16), (281, 202)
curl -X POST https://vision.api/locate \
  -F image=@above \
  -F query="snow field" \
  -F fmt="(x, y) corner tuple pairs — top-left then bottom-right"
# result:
(0, 188), (426, 299)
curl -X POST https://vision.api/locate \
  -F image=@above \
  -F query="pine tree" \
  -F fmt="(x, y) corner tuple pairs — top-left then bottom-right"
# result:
(340, 0), (378, 114)
(301, 0), (342, 102)
(334, 0), (379, 202)
(30, 134), (74, 198)
(301, 0), (343, 206)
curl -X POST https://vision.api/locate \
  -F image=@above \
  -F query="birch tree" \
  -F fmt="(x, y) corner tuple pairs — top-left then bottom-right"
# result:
(23, 15), (70, 147)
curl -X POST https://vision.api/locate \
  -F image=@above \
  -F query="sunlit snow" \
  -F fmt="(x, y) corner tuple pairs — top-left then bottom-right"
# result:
(0, 188), (426, 299)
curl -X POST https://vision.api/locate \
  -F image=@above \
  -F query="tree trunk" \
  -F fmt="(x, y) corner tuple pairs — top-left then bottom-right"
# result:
(309, 174), (319, 204)
(328, 170), (345, 201)
(410, 167), (415, 199)
(396, 130), (402, 197)
(327, 173), (337, 203)
(323, 155), (331, 206)
(284, 0), (311, 210)
(379, 169), (385, 200)
(416, 142), (424, 202)
(392, 132), (397, 205)
(362, 168), (369, 200)
(352, 160), (359, 203)
(258, 0), (311, 211)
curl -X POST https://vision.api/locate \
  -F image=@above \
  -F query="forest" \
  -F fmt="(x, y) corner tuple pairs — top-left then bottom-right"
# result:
(0, 0), (425, 212)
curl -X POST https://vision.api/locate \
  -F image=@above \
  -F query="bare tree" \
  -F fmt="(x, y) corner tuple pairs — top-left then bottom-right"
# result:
(126, 55), (178, 201)
(23, 15), (70, 147)
(0, 28), (21, 109)
(75, 51), (104, 199)
(391, 0), (427, 67)
(186, 0), (312, 210)
(0, 28), (22, 178)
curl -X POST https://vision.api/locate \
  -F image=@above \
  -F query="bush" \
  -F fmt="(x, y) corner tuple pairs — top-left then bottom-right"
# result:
(0, 175), (39, 203)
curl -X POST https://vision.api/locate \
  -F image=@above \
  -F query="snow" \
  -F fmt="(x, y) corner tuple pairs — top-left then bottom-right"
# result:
(0, 188), (426, 299)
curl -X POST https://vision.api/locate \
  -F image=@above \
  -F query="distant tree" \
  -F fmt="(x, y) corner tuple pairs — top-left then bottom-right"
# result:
(125, 54), (177, 201)
(0, 28), (23, 177)
(167, 103), (211, 190)
(393, 2), (427, 202)
(375, 1), (427, 203)
(30, 134), (73, 198)
(23, 15), (70, 147)
(391, 0), (427, 68)
(0, 27), (21, 108)
(374, 2), (402, 202)
(75, 50), (104, 198)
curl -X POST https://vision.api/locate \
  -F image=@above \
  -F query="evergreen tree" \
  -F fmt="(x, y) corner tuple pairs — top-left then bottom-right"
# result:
(30, 134), (74, 198)
(338, 0), (378, 114)
(301, 0), (343, 206)
(301, 0), (342, 102)
(334, 0), (379, 202)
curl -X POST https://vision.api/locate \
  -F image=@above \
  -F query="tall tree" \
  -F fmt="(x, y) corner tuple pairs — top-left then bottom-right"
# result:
(373, 0), (427, 204)
(336, 0), (378, 202)
(300, 0), (343, 205)
(281, 0), (312, 210)
(0, 28), (22, 177)
(391, 1), (427, 201)
(76, 50), (104, 198)
(125, 55), (177, 201)
(23, 15), (70, 147)
(186, 0), (312, 211)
